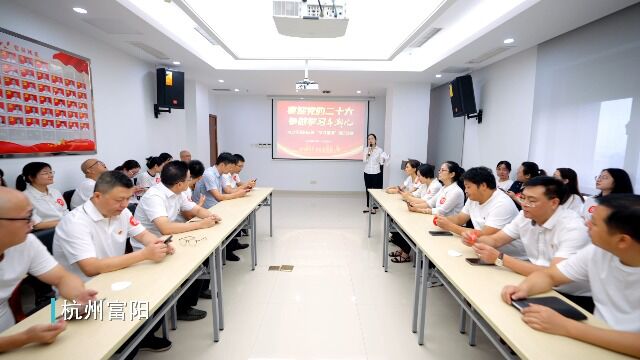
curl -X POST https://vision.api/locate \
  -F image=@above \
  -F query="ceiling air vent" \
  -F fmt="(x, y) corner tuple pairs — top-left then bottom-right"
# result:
(127, 42), (170, 60)
(409, 27), (442, 48)
(467, 46), (515, 64)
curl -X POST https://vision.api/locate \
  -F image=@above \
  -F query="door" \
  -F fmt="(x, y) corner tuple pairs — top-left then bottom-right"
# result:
(209, 114), (218, 166)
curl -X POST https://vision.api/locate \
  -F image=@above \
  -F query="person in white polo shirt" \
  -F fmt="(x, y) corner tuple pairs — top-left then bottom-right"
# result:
(135, 156), (164, 201)
(435, 167), (526, 259)
(134, 160), (221, 320)
(401, 163), (442, 204)
(408, 161), (465, 217)
(53, 170), (174, 352)
(468, 176), (593, 312)
(0, 187), (96, 352)
(222, 153), (256, 195)
(70, 158), (108, 209)
(386, 159), (421, 194)
(501, 194), (640, 358)
(16, 162), (68, 230)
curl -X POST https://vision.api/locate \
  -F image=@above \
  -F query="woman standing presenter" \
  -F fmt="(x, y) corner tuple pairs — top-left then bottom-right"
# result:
(363, 133), (388, 214)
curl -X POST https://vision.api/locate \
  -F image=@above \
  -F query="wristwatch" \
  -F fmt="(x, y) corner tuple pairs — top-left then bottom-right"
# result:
(495, 252), (504, 267)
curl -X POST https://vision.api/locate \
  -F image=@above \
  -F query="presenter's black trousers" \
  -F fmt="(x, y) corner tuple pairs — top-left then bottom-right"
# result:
(364, 171), (383, 208)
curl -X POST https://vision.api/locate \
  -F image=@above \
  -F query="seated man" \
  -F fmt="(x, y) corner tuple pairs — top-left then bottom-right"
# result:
(222, 153), (256, 195)
(194, 152), (249, 261)
(53, 171), (173, 352)
(0, 187), (96, 352)
(70, 158), (108, 209)
(436, 166), (526, 258)
(501, 194), (640, 358)
(179, 150), (192, 163)
(134, 160), (221, 319)
(466, 176), (593, 312)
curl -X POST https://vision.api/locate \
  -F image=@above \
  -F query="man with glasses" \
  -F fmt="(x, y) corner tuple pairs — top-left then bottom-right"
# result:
(133, 160), (221, 321)
(463, 176), (593, 312)
(70, 158), (108, 209)
(0, 187), (96, 352)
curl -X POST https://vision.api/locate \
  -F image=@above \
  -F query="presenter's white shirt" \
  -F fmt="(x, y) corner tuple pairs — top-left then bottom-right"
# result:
(133, 183), (196, 249)
(557, 244), (640, 332)
(502, 208), (591, 295)
(23, 184), (68, 222)
(53, 200), (145, 283)
(0, 234), (57, 332)
(461, 190), (526, 258)
(70, 178), (96, 209)
(560, 194), (585, 215)
(363, 146), (388, 174)
(496, 179), (514, 192)
(427, 183), (464, 217)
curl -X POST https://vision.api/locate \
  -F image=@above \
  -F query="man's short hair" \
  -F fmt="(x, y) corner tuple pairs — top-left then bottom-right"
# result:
(233, 153), (245, 163)
(216, 152), (237, 165)
(188, 160), (205, 178)
(161, 160), (188, 187)
(462, 166), (496, 189)
(523, 176), (567, 203)
(94, 171), (133, 193)
(597, 194), (640, 244)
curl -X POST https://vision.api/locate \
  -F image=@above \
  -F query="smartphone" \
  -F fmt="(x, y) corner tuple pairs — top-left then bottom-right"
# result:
(465, 258), (495, 266)
(163, 235), (173, 244)
(428, 230), (453, 236)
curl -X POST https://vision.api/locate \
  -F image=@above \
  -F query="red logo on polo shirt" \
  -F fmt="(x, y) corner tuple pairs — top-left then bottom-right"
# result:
(233, 174), (239, 182)
(56, 198), (64, 207)
(155, 177), (161, 183)
(439, 197), (446, 205)
(588, 205), (596, 214)
(129, 216), (140, 226)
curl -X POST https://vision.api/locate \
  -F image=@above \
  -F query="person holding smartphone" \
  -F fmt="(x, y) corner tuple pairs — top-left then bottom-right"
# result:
(501, 194), (640, 358)
(386, 159), (420, 194)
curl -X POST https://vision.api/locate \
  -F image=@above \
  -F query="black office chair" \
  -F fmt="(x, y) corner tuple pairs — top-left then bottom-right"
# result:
(27, 228), (57, 312)
(62, 189), (75, 211)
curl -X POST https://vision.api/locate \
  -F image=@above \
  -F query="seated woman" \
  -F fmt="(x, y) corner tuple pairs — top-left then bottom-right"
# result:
(495, 160), (513, 191)
(582, 168), (634, 220)
(401, 163), (441, 205)
(135, 156), (164, 198)
(16, 162), (69, 230)
(389, 162), (464, 263)
(407, 161), (465, 216)
(506, 161), (545, 202)
(553, 167), (584, 214)
(386, 159), (421, 194)
(116, 159), (143, 204)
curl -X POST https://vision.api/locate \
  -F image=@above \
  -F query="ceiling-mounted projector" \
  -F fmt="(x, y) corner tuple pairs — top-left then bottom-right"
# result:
(296, 60), (319, 91)
(273, 0), (348, 38)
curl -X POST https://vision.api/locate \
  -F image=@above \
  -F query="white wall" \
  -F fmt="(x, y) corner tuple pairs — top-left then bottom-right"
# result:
(0, 2), (208, 192)
(211, 94), (386, 191)
(384, 83), (431, 186)
(462, 47), (537, 171)
(427, 84), (464, 167)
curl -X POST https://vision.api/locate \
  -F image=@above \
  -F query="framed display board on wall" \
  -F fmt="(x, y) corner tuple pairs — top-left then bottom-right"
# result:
(0, 27), (96, 157)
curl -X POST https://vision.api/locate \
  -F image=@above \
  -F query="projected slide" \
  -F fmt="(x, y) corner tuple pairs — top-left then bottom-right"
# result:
(273, 99), (368, 160)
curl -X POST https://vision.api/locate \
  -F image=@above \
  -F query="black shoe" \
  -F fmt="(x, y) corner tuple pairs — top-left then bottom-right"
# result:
(235, 242), (249, 250)
(226, 251), (240, 261)
(240, 229), (249, 237)
(139, 336), (172, 352)
(199, 289), (212, 299)
(177, 307), (207, 321)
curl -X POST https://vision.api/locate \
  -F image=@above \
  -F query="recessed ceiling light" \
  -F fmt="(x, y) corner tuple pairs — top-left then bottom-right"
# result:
(172, 61), (181, 65)
(356, 90), (361, 94)
(218, 79), (224, 83)
(503, 38), (515, 44)
(234, 88), (239, 92)
(435, 74), (442, 78)
(73, 7), (87, 14)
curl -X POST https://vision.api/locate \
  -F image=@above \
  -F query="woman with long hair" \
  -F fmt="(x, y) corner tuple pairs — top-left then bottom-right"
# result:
(363, 133), (389, 214)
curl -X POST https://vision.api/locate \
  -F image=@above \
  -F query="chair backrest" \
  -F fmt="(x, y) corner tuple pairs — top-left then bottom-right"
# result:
(32, 228), (55, 254)
(127, 203), (138, 215)
(62, 189), (75, 211)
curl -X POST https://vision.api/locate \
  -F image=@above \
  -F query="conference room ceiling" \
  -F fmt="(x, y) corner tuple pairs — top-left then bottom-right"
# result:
(13, 0), (640, 95)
